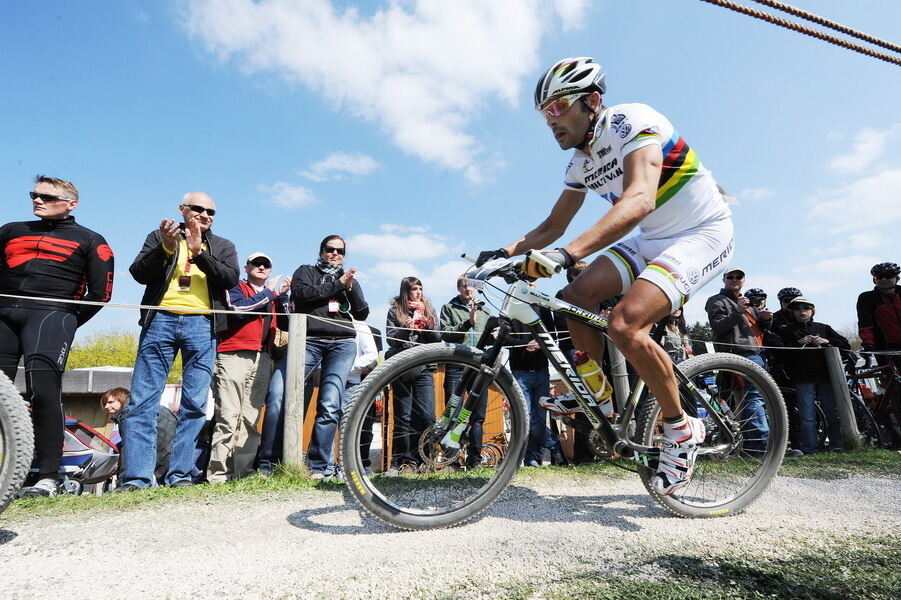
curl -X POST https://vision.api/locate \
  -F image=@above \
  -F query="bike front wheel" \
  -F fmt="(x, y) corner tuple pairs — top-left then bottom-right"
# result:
(636, 353), (787, 518)
(340, 343), (528, 530)
(1, 372), (33, 514)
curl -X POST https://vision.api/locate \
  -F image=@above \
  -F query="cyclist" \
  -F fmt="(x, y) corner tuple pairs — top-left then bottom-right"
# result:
(476, 57), (734, 495)
(0, 175), (114, 497)
(857, 262), (901, 366)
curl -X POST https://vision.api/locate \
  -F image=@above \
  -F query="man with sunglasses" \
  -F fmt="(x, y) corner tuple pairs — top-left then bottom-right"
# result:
(208, 253), (290, 483)
(857, 262), (901, 366)
(118, 193), (239, 491)
(705, 268), (776, 455)
(290, 235), (369, 479)
(1, 175), (114, 497)
(476, 57), (733, 495)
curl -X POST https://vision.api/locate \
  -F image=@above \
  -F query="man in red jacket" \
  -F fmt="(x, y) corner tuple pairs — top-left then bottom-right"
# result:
(208, 252), (290, 483)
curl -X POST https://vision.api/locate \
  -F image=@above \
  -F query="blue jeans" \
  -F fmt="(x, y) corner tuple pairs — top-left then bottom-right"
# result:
(736, 352), (770, 452)
(796, 380), (843, 454)
(121, 312), (216, 487)
(514, 370), (560, 465)
(258, 355), (287, 469)
(390, 368), (435, 466)
(305, 338), (356, 474)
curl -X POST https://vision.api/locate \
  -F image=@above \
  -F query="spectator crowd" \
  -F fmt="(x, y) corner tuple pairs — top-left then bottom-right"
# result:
(3, 176), (900, 496)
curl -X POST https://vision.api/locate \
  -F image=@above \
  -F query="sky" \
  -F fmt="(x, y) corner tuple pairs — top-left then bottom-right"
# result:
(2, 0), (900, 343)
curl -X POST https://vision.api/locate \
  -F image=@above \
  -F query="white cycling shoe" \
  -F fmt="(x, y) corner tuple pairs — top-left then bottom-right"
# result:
(652, 415), (706, 496)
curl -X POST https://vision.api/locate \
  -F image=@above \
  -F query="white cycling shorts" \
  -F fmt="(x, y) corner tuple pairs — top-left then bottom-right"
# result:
(602, 217), (734, 311)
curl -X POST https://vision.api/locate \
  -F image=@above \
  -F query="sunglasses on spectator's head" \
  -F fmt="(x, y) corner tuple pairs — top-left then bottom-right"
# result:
(725, 274), (744, 280)
(30, 191), (72, 202)
(538, 93), (587, 118)
(323, 246), (346, 255)
(248, 259), (271, 268)
(185, 204), (216, 216)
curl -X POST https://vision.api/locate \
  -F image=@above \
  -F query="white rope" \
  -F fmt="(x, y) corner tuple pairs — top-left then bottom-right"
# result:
(2, 292), (894, 357)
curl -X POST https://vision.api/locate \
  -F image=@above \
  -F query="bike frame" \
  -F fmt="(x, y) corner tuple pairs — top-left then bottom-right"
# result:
(458, 278), (737, 464)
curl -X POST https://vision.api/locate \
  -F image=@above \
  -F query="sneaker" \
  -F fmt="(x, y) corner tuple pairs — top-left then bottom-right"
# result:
(538, 394), (584, 414)
(256, 463), (274, 477)
(784, 448), (805, 458)
(652, 416), (706, 496)
(310, 471), (328, 480)
(382, 467), (400, 477)
(170, 479), (194, 488)
(112, 483), (144, 493)
(524, 460), (541, 467)
(18, 477), (60, 498)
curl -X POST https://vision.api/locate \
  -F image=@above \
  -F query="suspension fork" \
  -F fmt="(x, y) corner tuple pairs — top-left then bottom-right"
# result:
(441, 317), (510, 425)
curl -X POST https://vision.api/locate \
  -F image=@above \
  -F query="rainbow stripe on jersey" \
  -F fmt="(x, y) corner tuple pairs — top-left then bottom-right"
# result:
(655, 131), (700, 209)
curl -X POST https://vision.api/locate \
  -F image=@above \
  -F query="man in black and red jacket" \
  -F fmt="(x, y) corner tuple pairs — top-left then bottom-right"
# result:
(857, 262), (901, 366)
(0, 175), (114, 497)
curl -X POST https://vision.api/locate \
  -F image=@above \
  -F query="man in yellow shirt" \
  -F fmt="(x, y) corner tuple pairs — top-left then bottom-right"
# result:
(117, 193), (239, 490)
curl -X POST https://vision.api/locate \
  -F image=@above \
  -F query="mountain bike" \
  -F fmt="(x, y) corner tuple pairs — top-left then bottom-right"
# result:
(1, 372), (33, 514)
(848, 354), (901, 448)
(340, 254), (787, 530)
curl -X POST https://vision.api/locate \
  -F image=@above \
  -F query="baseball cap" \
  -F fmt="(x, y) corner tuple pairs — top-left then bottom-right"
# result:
(724, 266), (745, 277)
(246, 252), (272, 264)
(788, 296), (815, 308)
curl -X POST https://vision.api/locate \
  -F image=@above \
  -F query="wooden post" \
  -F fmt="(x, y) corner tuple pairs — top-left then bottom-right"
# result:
(283, 313), (307, 468)
(824, 346), (859, 450)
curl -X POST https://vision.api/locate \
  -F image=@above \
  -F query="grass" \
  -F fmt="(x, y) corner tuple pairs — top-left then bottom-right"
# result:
(3, 449), (898, 522)
(778, 447), (901, 479)
(502, 534), (901, 600)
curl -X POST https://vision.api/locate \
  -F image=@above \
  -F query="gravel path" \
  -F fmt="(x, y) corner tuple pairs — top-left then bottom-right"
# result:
(2, 474), (899, 599)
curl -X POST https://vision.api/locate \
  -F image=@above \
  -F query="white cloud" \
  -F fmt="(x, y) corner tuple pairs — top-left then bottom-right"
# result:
(553, 0), (590, 31)
(365, 261), (418, 285)
(379, 224), (428, 234)
(738, 187), (775, 202)
(299, 151), (380, 182)
(807, 167), (901, 234)
(182, 0), (589, 182)
(257, 181), (316, 209)
(348, 226), (461, 261)
(827, 127), (893, 175)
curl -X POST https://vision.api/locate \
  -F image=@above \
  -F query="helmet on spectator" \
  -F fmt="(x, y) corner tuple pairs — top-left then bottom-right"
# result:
(744, 288), (766, 299)
(777, 287), (802, 301)
(534, 57), (606, 111)
(870, 262), (900, 278)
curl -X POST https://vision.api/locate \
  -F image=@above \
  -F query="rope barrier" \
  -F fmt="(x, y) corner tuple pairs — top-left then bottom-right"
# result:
(3, 292), (897, 357)
(749, 0), (901, 54)
(698, 0), (901, 67)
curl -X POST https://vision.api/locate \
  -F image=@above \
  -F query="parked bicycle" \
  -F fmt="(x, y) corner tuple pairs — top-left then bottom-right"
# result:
(340, 254), (788, 530)
(847, 353), (901, 448)
(1, 372), (33, 514)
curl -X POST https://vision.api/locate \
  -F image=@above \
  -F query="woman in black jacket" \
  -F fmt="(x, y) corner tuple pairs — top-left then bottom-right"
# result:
(385, 276), (440, 472)
(776, 297), (850, 454)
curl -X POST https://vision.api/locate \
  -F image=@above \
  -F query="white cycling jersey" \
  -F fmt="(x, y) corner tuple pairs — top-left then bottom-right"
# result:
(563, 103), (730, 239)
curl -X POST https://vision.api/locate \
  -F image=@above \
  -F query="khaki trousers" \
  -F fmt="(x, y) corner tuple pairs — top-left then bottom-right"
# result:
(208, 350), (273, 482)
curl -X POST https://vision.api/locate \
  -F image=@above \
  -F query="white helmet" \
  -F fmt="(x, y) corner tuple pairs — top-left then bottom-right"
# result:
(534, 57), (607, 110)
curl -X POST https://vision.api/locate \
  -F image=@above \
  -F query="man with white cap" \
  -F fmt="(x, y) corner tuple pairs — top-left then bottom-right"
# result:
(208, 252), (290, 482)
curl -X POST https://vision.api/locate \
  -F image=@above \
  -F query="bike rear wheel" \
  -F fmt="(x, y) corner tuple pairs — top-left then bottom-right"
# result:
(850, 392), (883, 448)
(340, 343), (528, 530)
(1, 372), (33, 514)
(636, 353), (787, 518)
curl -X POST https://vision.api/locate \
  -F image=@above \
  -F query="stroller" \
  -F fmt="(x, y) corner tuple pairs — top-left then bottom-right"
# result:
(25, 412), (120, 495)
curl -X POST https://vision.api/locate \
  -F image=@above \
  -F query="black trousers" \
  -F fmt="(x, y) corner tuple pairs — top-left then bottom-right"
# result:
(0, 306), (78, 479)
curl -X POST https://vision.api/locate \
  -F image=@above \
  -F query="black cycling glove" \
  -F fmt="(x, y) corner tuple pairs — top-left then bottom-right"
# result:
(475, 248), (509, 267)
